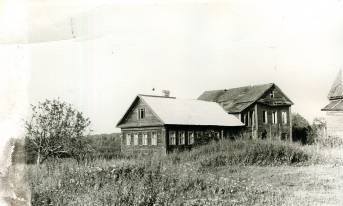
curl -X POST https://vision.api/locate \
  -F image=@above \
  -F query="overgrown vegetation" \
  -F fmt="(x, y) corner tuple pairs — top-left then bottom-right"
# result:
(26, 139), (311, 205)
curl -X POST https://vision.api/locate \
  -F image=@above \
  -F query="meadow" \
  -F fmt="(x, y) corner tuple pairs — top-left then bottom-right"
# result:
(6, 138), (343, 206)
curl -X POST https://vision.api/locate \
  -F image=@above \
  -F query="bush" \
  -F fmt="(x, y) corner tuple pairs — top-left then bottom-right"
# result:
(292, 113), (313, 144)
(315, 135), (343, 148)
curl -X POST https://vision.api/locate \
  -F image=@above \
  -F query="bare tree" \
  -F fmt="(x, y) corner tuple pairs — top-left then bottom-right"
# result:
(25, 99), (91, 165)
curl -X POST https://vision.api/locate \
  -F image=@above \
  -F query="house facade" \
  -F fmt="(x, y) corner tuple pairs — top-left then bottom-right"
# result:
(198, 83), (294, 141)
(322, 70), (343, 138)
(116, 94), (244, 155)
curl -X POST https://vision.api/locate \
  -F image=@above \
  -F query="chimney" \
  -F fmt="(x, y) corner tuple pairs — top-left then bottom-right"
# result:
(162, 90), (170, 97)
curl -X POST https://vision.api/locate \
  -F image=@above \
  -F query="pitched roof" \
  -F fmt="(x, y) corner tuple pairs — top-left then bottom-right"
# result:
(117, 95), (244, 127)
(328, 70), (343, 100)
(322, 100), (343, 111)
(198, 83), (275, 113)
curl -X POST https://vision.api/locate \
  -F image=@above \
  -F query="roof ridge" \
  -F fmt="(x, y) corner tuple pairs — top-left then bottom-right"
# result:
(203, 83), (274, 92)
(138, 94), (176, 99)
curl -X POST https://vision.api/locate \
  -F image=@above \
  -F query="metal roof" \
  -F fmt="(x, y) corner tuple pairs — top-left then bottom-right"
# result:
(139, 95), (244, 127)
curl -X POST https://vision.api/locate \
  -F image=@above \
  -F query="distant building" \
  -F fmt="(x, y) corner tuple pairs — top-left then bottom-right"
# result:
(198, 83), (293, 140)
(322, 70), (343, 138)
(116, 94), (244, 154)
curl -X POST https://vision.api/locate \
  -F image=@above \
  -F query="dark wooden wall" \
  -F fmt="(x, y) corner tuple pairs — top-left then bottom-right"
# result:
(121, 126), (166, 155)
(256, 104), (291, 140)
(165, 125), (243, 153)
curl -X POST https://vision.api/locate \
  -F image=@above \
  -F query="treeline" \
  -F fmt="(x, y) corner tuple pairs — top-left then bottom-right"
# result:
(11, 133), (121, 164)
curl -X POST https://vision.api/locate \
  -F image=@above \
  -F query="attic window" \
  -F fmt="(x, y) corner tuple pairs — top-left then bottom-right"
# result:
(138, 108), (145, 119)
(270, 91), (275, 98)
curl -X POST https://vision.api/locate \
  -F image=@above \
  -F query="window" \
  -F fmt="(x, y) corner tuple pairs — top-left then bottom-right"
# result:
(179, 131), (185, 145)
(270, 91), (275, 98)
(248, 111), (254, 126)
(272, 111), (278, 124)
(262, 111), (268, 124)
(188, 131), (194, 145)
(138, 108), (145, 119)
(195, 131), (200, 139)
(126, 133), (131, 145)
(133, 133), (138, 145)
(142, 133), (148, 145)
(169, 131), (176, 145)
(151, 132), (157, 146)
(282, 112), (288, 124)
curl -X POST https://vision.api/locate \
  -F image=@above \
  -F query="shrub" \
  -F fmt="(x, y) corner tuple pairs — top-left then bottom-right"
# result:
(315, 135), (343, 148)
(292, 113), (313, 144)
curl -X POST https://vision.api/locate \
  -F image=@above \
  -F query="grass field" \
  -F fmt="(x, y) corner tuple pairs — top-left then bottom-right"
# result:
(5, 139), (343, 206)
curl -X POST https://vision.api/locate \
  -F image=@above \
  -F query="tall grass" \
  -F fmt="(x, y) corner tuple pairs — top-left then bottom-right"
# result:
(168, 139), (309, 170)
(26, 139), (311, 205)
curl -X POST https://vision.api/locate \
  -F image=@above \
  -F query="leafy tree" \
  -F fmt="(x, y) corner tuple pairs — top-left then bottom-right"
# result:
(292, 113), (312, 144)
(311, 117), (327, 144)
(25, 99), (91, 164)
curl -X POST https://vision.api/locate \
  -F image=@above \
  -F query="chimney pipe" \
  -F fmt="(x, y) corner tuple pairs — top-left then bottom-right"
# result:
(162, 90), (170, 97)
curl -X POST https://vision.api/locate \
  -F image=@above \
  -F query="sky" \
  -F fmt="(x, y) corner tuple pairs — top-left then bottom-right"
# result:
(1, 0), (343, 140)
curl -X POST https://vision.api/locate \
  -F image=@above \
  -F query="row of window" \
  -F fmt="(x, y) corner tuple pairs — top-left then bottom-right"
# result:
(242, 110), (288, 126)
(262, 111), (288, 125)
(125, 132), (158, 146)
(168, 131), (194, 145)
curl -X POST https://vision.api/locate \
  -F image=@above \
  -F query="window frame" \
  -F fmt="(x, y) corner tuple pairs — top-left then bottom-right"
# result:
(138, 108), (145, 120)
(262, 111), (268, 124)
(188, 131), (194, 145)
(282, 111), (288, 125)
(270, 91), (275, 98)
(151, 132), (157, 146)
(272, 111), (278, 124)
(126, 133), (131, 146)
(133, 133), (139, 145)
(179, 131), (185, 145)
(169, 131), (176, 145)
(142, 133), (148, 145)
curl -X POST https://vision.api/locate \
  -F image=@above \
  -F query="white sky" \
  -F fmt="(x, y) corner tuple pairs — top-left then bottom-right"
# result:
(1, 0), (343, 137)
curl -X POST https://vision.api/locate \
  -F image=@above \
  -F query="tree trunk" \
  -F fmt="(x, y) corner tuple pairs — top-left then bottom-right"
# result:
(36, 151), (41, 165)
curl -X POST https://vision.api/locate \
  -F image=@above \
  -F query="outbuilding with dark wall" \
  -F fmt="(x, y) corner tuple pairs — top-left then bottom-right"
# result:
(116, 94), (244, 155)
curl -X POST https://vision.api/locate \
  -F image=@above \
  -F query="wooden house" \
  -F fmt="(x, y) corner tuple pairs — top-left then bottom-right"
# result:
(322, 70), (343, 138)
(116, 94), (244, 154)
(198, 83), (293, 140)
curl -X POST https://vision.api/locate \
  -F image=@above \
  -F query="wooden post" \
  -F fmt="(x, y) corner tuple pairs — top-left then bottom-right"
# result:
(289, 107), (293, 142)
(255, 104), (258, 139)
